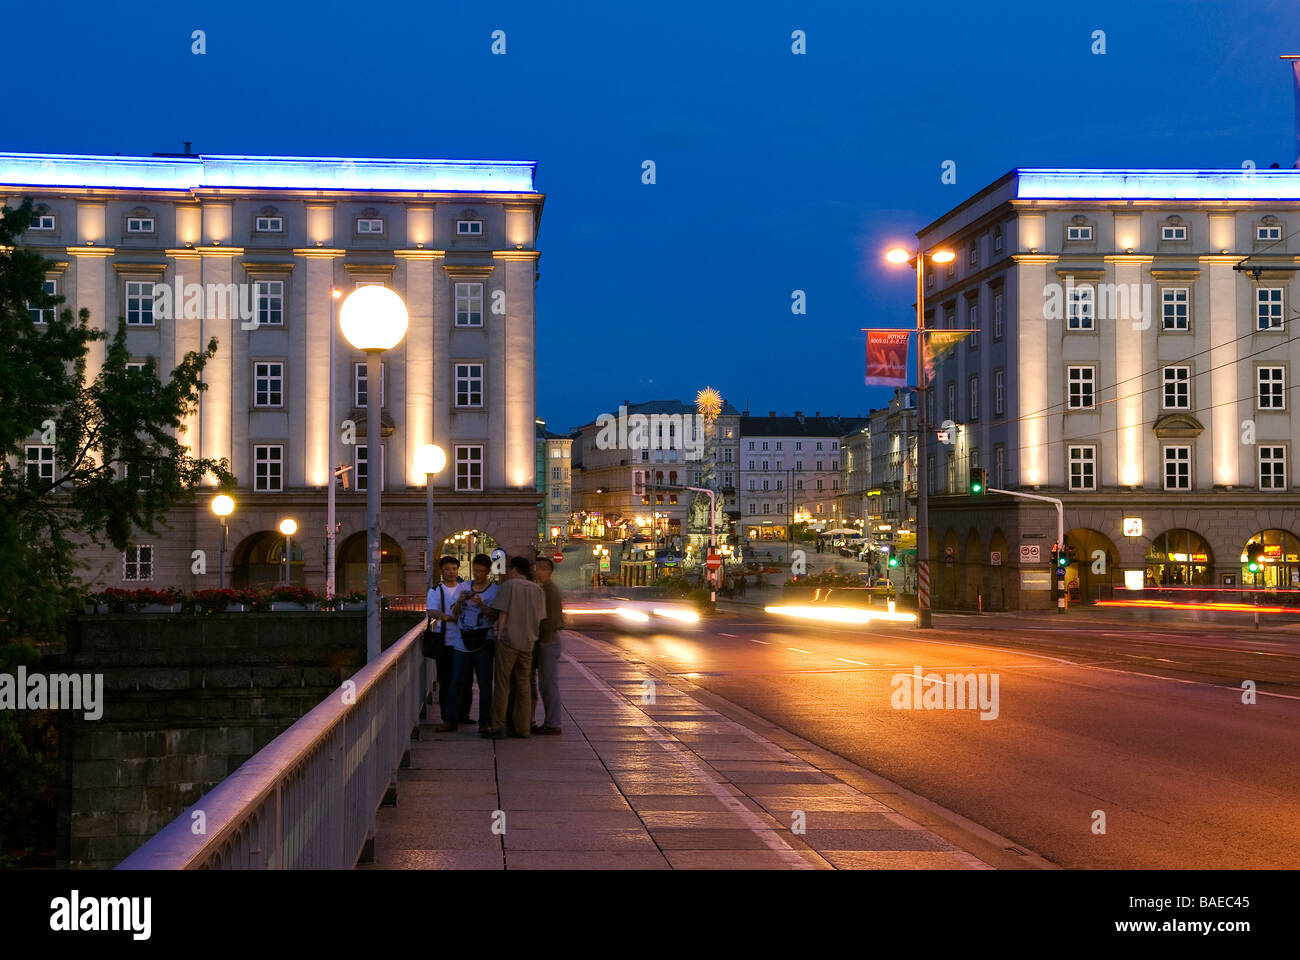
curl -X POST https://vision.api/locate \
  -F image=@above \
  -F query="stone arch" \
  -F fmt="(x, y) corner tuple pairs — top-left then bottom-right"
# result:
(231, 530), (304, 589)
(1063, 527), (1120, 603)
(436, 529), (502, 572)
(1241, 528), (1300, 591)
(337, 532), (406, 596)
(1144, 528), (1213, 587)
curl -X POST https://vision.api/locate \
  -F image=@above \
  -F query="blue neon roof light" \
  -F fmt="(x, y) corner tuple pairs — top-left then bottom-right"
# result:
(1016, 168), (1300, 201)
(0, 152), (538, 193)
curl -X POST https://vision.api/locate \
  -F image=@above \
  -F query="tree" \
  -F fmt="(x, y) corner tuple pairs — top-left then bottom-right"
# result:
(0, 199), (234, 642)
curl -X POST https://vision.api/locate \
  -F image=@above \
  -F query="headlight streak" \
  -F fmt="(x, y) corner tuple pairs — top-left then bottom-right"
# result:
(763, 604), (917, 624)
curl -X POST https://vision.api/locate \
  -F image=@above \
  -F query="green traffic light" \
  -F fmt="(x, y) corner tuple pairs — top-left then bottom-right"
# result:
(1248, 561), (1259, 572)
(888, 557), (898, 567)
(971, 482), (983, 494)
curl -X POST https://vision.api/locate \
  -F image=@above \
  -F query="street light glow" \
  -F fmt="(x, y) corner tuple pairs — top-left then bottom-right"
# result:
(415, 442), (447, 477)
(279, 517), (298, 537)
(929, 249), (956, 263)
(885, 247), (910, 263)
(210, 494), (235, 517)
(339, 285), (410, 352)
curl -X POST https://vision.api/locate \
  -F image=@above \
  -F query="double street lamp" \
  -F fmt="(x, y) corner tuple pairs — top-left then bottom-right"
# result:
(339, 285), (410, 661)
(884, 245), (955, 629)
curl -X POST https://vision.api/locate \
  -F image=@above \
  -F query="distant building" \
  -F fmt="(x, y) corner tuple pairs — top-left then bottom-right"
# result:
(536, 420), (573, 544)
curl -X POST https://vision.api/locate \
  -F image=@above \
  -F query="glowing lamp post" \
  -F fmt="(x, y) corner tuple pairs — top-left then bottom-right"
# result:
(210, 494), (235, 589)
(416, 443), (448, 591)
(278, 517), (298, 585)
(884, 245), (954, 629)
(340, 285), (409, 660)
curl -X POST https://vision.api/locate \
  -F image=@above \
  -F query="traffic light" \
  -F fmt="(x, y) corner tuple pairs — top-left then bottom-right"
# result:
(888, 555), (899, 568)
(969, 466), (987, 495)
(1058, 551), (1068, 568)
(1246, 541), (1263, 573)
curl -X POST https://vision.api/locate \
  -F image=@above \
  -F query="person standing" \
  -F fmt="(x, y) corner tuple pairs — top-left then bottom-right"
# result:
(530, 557), (565, 735)
(484, 556), (547, 739)
(427, 556), (470, 730)
(445, 553), (497, 733)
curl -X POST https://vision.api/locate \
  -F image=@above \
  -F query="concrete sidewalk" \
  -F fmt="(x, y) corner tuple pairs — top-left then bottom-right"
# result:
(363, 631), (997, 870)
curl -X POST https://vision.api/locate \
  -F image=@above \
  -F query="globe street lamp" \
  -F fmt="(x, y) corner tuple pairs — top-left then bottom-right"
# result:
(278, 517), (298, 586)
(416, 443), (448, 590)
(340, 285), (409, 661)
(325, 286), (343, 599)
(210, 494), (235, 589)
(884, 245), (954, 629)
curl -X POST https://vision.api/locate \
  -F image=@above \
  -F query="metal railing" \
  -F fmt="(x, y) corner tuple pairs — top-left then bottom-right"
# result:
(117, 619), (430, 869)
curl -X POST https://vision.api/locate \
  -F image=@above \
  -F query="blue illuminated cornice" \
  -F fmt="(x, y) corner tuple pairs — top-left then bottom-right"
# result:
(1016, 168), (1300, 201)
(0, 152), (538, 194)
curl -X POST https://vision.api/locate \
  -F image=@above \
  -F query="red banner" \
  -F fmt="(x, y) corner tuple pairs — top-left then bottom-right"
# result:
(864, 330), (911, 386)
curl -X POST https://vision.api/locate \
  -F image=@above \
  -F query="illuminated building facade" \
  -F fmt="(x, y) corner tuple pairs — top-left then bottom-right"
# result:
(6, 151), (544, 594)
(921, 168), (1300, 608)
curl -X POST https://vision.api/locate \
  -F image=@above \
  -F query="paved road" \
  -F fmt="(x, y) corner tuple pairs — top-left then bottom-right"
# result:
(577, 609), (1300, 868)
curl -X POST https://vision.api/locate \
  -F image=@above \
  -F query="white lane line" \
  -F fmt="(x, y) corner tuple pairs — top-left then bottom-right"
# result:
(561, 653), (814, 869)
(835, 657), (868, 665)
(788, 647), (813, 654)
(911, 636), (1300, 701)
(719, 633), (737, 637)
(748, 638), (770, 645)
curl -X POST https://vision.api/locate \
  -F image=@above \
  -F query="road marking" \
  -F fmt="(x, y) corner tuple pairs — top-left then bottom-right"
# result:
(788, 647), (813, 654)
(560, 652), (814, 869)
(748, 638), (770, 645)
(835, 657), (868, 665)
(719, 633), (736, 637)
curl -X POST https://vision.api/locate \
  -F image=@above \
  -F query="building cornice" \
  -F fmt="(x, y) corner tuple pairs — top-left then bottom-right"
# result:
(492, 249), (540, 261)
(292, 247), (347, 258)
(394, 248), (446, 260)
(65, 245), (115, 257)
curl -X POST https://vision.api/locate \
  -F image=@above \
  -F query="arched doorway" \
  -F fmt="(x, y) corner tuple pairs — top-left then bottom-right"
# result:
(437, 529), (501, 572)
(231, 530), (305, 589)
(1241, 529), (1300, 590)
(1145, 529), (1212, 586)
(1063, 528), (1120, 603)
(337, 532), (406, 596)
(963, 529), (982, 608)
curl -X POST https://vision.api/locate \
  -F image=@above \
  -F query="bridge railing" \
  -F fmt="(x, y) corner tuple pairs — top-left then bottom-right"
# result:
(117, 618), (431, 870)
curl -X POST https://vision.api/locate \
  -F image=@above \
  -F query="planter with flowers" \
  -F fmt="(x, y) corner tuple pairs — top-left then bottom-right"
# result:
(267, 586), (322, 612)
(320, 591), (367, 612)
(193, 588), (253, 613)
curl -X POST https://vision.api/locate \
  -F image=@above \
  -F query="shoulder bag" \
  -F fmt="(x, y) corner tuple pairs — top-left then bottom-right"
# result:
(421, 584), (449, 658)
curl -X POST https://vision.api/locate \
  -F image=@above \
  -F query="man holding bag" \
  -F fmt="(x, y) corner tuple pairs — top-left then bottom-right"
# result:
(427, 556), (470, 731)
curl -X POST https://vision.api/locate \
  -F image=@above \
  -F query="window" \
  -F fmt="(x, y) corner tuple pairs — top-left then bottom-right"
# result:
(748, 503), (756, 514)
(25, 445), (54, 484)
(255, 280), (284, 326)
(993, 291), (1004, 340)
(968, 239), (978, 266)
(1067, 285), (1094, 330)
(762, 479), (769, 491)
(1257, 288), (1284, 330)
(1259, 366), (1286, 410)
(31, 213), (55, 230)
(455, 445), (484, 492)
(356, 217), (384, 234)
(1163, 445), (1191, 490)
(748, 441), (755, 450)
(1257, 224), (1283, 242)
(775, 460), (782, 470)
(126, 281), (155, 326)
(816, 478), (825, 491)
(27, 279), (56, 324)
(723, 448), (732, 462)
(255, 216), (283, 232)
(123, 545), (153, 582)
(550, 448), (561, 458)
(775, 441), (783, 451)
(551, 466), (561, 482)
(1066, 224), (1093, 241)
(994, 445), (1005, 489)
(969, 375), (980, 421)
(830, 441), (838, 451)
(455, 282), (484, 326)
(748, 479), (756, 491)
(354, 362), (386, 407)
(456, 219), (484, 236)
(1162, 366), (1190, 409)
(126, 217), (155, 233)
(928, 455), (936, 492)
(795, 460), (803, 471)
(795, 441), (802, 451)
(1067, 366), (1095, 409)
(254, 445), (283, 492)
(761, 460), (769, 471)
(125, 361), (147, 375)
(946, 382), (956, 420)
(455, 362), (483, 407)
(1161, 224), (1188, 241)
(994, 368), (1005, 417)
(1069, 445), (1097, 491)
(816, 441), (823, 451)
(946, 458), (955, 494)
(761, 441), (769, 451)
(747, 460), (755, 470)
(795, 478), (803, 490)
(831, 460), (838, 471)
(254, 362), (284, 407)
(993, 225), (1003, 253)
(776, 478), (783, 490)
(815, 461), (823, 471)
(1161, 288), (1189, 330)
(355, 444), (385, 492)
(967, 302), (979, 350)
(1260, 446), (1287, 490)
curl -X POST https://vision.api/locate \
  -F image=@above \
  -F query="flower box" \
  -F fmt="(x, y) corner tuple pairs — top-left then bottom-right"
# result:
(270, 601), (319, 612)
(84, 603), (109, 615)
(139, 603), (181, 614)
(338, 602), (366, 612)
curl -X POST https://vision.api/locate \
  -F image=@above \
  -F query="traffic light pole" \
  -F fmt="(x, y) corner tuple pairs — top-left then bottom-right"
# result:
(987, 488), (1065, 615)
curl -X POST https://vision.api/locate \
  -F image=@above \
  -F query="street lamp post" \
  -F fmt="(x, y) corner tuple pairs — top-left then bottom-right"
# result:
(325, 287), (342, 598)
(210, 494), (234, 589)
(416, 444), (448, 591)
(279, 517), (298, 585)
(340, 286), (410, 661)
(885, 245), (955, 629)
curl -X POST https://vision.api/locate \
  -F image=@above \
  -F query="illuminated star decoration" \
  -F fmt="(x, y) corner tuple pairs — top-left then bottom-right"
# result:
(696, 387), (723, 425)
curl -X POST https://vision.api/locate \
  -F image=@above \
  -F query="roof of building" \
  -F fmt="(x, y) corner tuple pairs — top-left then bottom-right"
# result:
(739, 415), (869, 437)
(576, 397), (741, 430)
(0, 152), (539, 194)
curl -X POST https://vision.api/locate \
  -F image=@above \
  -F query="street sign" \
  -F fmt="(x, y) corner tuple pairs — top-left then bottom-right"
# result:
(1056, 566), (1066, 580)
(990, 550), (1002, 566)
(1122, 517), (1143, 537)
(1020, 544), (1041, 563)
(706, 553), (722, 571)
(599, 555), (610, 572)
(552, 552), (564, 564)
(944, 545), (954, 566)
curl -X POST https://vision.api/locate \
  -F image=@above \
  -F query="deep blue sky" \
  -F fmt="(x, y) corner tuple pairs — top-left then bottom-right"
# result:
(5, 0), (1298, 432)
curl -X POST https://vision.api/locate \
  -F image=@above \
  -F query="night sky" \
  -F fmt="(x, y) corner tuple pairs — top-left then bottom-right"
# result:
(4, 0), (1298, 432)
